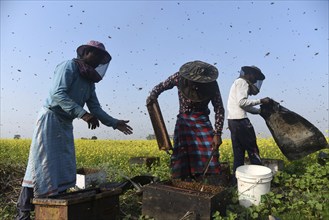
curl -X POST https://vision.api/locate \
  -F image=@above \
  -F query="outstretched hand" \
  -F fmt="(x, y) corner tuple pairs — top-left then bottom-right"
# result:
(116, 120), (133, 135)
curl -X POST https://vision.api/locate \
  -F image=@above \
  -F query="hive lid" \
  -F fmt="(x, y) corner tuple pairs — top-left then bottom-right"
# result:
(32, 188), (121, 206)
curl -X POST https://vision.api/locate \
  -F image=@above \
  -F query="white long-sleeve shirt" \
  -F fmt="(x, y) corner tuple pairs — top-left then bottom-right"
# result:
(227, 78), (261, 119)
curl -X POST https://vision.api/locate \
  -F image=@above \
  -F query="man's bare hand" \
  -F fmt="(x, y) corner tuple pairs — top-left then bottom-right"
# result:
(116, 120), (133, 135)
(82, 113), (99, 130)
(212, 135), (222, 150)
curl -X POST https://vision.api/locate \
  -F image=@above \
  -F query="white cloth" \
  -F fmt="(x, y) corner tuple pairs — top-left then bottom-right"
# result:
(22, 107), (76, 197)
(227, 78), (261, 119)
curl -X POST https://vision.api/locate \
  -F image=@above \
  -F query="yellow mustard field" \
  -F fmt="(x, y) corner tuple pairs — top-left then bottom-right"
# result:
(1, 138), (329, 219)
(0, 138), (292, 181)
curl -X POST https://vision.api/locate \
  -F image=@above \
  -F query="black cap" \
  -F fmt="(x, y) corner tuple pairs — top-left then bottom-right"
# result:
(241, 66), (265, 80)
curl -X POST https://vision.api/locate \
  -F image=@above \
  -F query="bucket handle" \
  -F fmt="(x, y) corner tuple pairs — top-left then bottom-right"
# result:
(238, 179), (261, 197)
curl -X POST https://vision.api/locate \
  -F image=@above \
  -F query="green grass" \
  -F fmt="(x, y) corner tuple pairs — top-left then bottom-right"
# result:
(1, 138), (328, 219)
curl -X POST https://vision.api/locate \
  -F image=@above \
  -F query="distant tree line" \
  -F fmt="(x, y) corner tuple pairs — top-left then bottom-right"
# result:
(14, 134), (175, 141)
(146, 134), (173, 140)
(80, 136), (98, 140)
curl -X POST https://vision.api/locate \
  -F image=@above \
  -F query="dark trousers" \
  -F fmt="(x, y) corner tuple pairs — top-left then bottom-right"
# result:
(16, 187), (34, 220)
(228, 118), (262, 184)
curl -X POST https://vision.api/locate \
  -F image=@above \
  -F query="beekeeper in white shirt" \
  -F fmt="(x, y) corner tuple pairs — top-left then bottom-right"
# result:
(227, 65), (271, 185)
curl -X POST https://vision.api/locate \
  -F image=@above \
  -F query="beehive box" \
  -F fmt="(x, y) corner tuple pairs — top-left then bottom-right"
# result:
(262, 158), (284, 174)
(32, 188), (121, 220)
(245, 158), (284, 174)
(129, 156), (160, 168)
(76, 168), (107, 189)
(193, 162), (231, 187)
(142, 180), (230, 220)
(216, 162), (231, 187)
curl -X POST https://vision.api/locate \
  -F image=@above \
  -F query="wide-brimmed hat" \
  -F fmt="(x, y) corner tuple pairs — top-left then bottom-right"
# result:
(77, 40), (112, 64)
(241, 66), (265, 80)
(179, 60), (218, 83)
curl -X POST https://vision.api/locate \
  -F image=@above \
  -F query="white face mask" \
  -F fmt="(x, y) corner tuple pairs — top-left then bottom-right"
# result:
(95, 63), (109, 78)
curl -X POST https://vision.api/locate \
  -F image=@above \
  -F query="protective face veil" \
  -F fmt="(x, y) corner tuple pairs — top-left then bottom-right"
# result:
(76, 54), (110, 80)
(95, 62), (109, 79)
(178, 61), (219, 102)
(179, 77), (218, 102)
(76, 40), (112, 80)
(248, 78), (263, 95)
(239, 67), (264, 96)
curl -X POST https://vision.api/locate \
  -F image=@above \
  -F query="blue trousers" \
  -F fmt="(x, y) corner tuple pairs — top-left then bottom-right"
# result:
(16, 187), (66, 220)
(16, 187), (34, 220)
(228, 118), (262, 183)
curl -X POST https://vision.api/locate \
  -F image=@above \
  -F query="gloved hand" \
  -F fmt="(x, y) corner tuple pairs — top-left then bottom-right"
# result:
(260, 97), (272, 105)
(82, 113), (99, 130)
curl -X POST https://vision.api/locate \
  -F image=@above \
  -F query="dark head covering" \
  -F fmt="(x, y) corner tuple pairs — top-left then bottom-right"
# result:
(77, 40), (112, 64)
(179, 60), (218, 83)
(241, 66), (265, 80)
(178, 61), (219, 102)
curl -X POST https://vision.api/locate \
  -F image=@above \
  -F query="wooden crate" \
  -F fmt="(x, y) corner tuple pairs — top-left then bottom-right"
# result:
(33, 188), (121, 220)
(245, 158), (284, 174)
(129, 156), (160, 168)
(217, 162), (231, 186)
(194, 162), (231, 187)
(76, 168), (107, 189)
(262, 158), (284, 174)
(142, 180), (230, 220)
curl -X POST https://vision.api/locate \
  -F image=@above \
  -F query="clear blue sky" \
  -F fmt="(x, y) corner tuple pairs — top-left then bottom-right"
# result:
(1, 1), (328, 140)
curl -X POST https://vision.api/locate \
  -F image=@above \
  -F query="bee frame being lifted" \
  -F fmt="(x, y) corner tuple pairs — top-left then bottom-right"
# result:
(146, 100), (173, 152)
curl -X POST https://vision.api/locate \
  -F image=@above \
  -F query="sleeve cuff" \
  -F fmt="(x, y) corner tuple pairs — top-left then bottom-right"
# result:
(112, 119), (119, 129)
(78, 109), (87, 119)
(214, 130), (223, 135)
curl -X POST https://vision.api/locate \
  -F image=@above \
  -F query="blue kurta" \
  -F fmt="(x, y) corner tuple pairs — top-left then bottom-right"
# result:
(22, 59), (118, 197)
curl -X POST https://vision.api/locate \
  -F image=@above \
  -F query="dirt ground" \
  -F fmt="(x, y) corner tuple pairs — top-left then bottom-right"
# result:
(0, 163), (25, 219)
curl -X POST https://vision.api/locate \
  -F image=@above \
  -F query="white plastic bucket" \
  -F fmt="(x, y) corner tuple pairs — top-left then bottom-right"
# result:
(236, 165), (273, 207)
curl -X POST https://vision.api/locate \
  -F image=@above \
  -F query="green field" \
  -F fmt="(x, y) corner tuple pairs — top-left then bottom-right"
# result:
(1, 138), (328, 219)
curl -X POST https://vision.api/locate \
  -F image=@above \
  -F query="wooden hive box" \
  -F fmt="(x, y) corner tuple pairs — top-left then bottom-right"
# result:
(32, 188), (121, 220)
(129, 156), (160, 168)
(76, 168), (107, 189)
(245, 158), (284, 174)
(142, 180), (230, 220)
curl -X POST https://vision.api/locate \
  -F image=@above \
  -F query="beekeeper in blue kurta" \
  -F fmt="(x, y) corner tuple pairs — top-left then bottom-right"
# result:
(16, 40), (133, 220)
